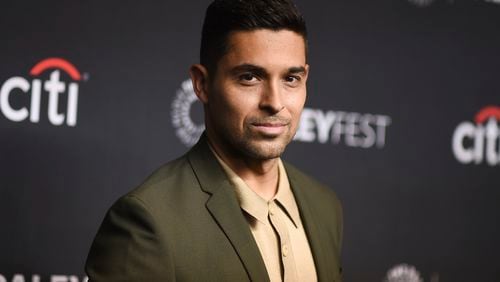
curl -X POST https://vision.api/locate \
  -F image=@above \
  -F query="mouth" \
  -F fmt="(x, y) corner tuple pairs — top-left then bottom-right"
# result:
(251, 122), (289, 136)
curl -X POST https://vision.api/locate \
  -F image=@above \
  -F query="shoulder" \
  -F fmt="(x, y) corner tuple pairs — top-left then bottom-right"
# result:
(119, 152), (207, 219)
(130, 154), (192, 199)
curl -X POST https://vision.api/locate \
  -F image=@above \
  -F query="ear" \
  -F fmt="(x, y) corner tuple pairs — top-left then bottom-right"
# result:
(189, 64), (210, 104)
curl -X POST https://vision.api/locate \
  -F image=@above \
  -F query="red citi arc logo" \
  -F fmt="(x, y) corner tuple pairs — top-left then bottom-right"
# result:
(452, 106), (500, 166)
(0, 58), (83, 126)
(474, 106), (500, 124)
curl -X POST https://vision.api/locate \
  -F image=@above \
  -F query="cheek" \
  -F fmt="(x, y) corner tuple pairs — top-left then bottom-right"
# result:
(286, 91), (307, 116)
(212, 88), (255, 128)
(225, 84), (260, 111)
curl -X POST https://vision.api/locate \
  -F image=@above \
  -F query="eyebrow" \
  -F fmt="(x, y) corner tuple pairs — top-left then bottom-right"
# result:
(229, 64), (307, 78)
(229, 64), (267, 77)
(288, 66), (306, 74)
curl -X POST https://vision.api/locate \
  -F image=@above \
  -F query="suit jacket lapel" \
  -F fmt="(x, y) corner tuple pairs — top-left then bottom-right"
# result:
(187, 136), (269, 282)
(286, 164), (334, 282)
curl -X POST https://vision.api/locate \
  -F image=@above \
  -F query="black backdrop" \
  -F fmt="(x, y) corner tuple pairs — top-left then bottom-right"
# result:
(1, 1), (499, 281)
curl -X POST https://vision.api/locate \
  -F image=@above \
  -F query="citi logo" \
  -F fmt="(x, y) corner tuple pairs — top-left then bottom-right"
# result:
(0, 58), (85, 127)
(452, 106), (500, 166)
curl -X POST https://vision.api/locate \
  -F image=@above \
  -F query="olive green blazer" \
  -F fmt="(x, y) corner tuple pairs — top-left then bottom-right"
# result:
(85, 136), (343, 281)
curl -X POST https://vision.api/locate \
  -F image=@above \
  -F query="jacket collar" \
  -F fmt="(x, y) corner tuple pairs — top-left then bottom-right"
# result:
(187, 135), (270, 282)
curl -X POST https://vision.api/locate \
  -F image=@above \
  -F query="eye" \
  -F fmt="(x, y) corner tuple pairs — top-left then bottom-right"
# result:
(284, 75), (301, 86)
(238, 73), (259, 85)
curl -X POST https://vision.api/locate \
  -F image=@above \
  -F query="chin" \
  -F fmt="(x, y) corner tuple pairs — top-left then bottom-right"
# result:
(242, 140), (288, 160)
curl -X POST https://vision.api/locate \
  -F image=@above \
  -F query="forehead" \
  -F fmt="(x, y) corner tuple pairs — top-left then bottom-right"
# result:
(220, 29), (307, 69)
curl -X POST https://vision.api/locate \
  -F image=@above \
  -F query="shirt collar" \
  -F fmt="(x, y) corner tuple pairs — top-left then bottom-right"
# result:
(209, 144), (300, 228)
(274, 159), (301, 228)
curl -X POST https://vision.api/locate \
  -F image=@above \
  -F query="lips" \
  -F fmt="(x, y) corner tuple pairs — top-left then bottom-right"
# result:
(252, 122), (287, 127)
(250, 119), (289, 136)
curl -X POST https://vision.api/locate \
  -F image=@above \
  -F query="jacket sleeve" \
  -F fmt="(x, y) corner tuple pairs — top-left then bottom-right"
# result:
(85, 195), (175, 282)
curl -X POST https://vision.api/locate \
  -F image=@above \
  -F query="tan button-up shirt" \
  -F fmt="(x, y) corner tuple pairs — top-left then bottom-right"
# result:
(211, 149), (317, 282)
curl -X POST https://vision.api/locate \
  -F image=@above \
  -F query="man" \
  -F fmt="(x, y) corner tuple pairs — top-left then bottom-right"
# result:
(85, 0), (342, 281)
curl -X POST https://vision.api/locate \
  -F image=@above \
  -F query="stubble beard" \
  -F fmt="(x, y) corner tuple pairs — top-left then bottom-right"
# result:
(224, 124), (295, 161)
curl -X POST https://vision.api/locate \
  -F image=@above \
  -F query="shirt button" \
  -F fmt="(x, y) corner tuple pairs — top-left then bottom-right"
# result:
(282, 245), (289, 257)
(269, 206), (275, 216)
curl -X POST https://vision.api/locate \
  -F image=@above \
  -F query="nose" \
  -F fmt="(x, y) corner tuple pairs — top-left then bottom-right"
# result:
(259, 80), (284, 114)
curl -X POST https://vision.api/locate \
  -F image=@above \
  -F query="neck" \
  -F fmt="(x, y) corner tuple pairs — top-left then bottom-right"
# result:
(207, 134), (280, 201)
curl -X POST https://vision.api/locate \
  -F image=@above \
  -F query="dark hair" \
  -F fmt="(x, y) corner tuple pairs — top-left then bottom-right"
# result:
(200, 0), (308, 75)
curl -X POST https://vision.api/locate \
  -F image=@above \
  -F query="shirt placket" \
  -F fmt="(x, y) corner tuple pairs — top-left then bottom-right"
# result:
(268, 200), (298, 282)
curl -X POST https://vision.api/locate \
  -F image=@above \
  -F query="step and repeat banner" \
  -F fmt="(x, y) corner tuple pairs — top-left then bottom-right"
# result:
(1, 0), (499, 281)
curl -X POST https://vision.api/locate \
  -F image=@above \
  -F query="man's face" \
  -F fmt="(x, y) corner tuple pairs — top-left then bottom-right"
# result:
(205, 29), (308, 160)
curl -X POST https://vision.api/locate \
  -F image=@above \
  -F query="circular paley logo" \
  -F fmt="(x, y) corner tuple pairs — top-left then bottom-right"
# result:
(384, 264), (423, 282)
(171, 79), (205, 147)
